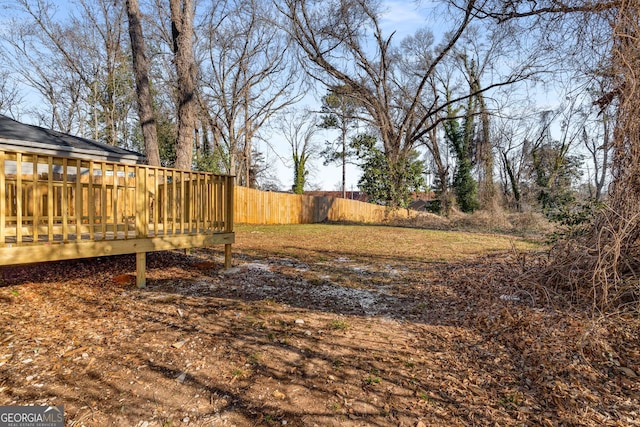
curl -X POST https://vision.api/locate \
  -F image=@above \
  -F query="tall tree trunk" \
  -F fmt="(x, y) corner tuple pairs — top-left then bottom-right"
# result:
(606, 2), (640, 223)
(500, 150), (521, 211)
(341, 121), (347, 198)
(596, 112), (610, 202)
(170, 0), (196, 171)
(125, 0), (160, 166)
(243, 136), (252, 187)
(243, 91), (253, 187)
(425, 128), (452, 216)
(476, 92), (496, 209)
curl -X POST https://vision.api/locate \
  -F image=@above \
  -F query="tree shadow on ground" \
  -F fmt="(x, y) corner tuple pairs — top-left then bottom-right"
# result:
(0, 245), (637, 426)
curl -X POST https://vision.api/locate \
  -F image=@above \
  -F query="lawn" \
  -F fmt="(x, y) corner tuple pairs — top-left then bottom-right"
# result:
(0, 224), (638, 426)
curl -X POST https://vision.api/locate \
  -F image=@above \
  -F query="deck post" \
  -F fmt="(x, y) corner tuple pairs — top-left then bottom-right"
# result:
(136, 251), (146, 288)
(33, 155), (39, 243)
(224, 244), (232, 269)
(16, 153), (23, 244)
(135, 166), (147, 238)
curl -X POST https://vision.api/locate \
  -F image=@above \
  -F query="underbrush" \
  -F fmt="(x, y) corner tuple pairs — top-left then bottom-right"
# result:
(387, 208), (555, 239)
(387, 206), (640, 315)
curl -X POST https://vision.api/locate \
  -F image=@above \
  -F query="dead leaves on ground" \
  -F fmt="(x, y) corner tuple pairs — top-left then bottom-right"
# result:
(0, 227), (638, 426)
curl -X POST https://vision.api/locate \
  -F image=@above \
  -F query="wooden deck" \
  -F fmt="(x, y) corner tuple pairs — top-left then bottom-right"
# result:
(0, 150), (235, 286)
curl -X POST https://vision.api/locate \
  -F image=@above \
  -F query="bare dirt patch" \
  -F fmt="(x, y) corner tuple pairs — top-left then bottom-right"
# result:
(0, 224), (638, 426)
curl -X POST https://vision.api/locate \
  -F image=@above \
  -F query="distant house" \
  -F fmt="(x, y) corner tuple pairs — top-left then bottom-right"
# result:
(304, 190), (368, 202)
(408, 192), (437, 211)
(0, 114), (145, 164)
(305, 190), (435, 209)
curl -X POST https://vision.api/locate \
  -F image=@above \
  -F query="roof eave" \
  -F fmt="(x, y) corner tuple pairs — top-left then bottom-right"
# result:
(0, 138), (145, 164)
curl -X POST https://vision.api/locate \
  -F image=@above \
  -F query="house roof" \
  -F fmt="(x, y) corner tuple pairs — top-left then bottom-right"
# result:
(0, 114), (145, 164)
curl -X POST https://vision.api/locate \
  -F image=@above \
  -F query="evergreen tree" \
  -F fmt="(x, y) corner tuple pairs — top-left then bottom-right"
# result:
(318, 87), (359, 197)
(352, 134), (426, 208)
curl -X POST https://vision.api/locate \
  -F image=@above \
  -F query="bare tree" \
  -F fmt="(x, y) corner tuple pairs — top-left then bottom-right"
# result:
(126, 0), (160, 166)
(1, 1), (85, 132)
(1, 0), (136, 146)
(583, 112), (612, 202)
(453, 27), (501, 209)
(424, 124), (453, 214)
(0, 69), (23, 118)
(279, 0), (531, 207)
(74, 0), (132, 145)
(198, 0), (303, 186)
(278, 110), (319, 193)
(494, 113), (537, 212)
(573, 68), (614, 202)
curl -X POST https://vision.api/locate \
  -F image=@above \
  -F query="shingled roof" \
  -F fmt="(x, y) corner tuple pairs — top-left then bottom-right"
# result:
(0, 114), (145, 164)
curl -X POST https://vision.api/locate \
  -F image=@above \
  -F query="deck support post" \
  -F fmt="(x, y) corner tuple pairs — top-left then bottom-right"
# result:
(136, 251), (146, 288)
(224, 243), (232, 269)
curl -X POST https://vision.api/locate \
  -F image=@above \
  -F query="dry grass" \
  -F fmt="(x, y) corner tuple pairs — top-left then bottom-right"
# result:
(386, 208), (554, 239)
(237, 223), (539, 263)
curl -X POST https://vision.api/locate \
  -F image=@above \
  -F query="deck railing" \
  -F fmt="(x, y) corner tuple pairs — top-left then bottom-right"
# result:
(0, 150), (235, 285)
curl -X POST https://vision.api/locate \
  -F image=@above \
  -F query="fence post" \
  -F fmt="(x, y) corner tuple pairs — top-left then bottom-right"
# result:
(47, 156), (54, 242)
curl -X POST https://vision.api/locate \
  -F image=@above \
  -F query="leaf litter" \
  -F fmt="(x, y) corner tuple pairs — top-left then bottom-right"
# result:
(0, 224), (638, 426)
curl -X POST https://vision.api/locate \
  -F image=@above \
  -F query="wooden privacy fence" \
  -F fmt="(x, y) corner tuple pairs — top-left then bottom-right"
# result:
(0, 150), (235, 286)
(234, 186), (413, 224)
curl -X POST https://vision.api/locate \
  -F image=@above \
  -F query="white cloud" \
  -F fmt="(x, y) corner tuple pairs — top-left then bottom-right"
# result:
(379, 1), (441, 40)
(380, 1), (424, 26)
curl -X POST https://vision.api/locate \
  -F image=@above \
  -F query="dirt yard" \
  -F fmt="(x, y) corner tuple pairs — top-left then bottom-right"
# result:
(0, 224), (638, 426)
